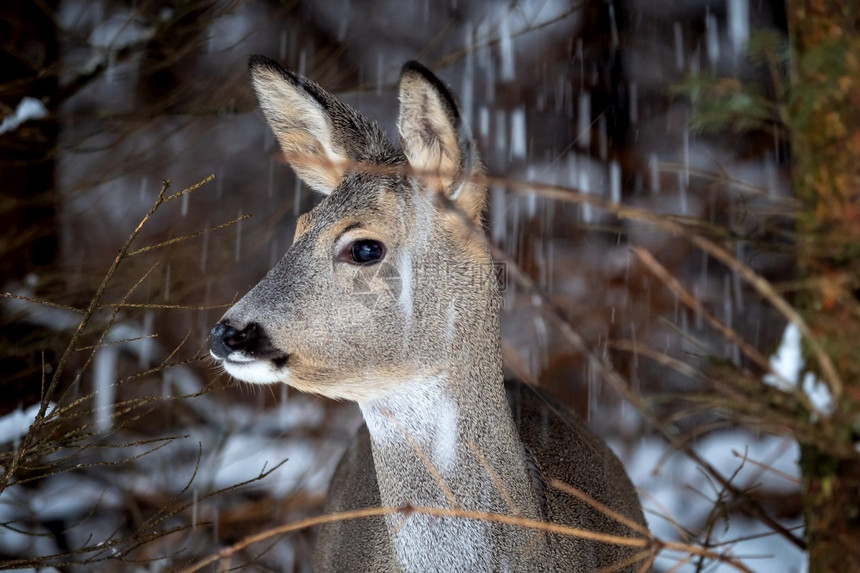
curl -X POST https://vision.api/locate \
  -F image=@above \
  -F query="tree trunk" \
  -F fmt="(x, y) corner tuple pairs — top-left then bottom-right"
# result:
(785, 2), (860, 571)
(0, 0), (61, 412)
(0, 0), (59, 274)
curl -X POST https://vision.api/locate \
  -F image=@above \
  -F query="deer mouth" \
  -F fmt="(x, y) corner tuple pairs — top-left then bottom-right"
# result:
(209, 321), (290, 384)
(217, 351), (290, 385)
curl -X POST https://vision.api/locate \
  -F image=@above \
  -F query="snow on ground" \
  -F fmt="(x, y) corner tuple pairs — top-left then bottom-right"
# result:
(0, 98), (48, 136)
(625, 431), (805, 572)
(765, 323), (834, 416)
(0, 404), (53, 448)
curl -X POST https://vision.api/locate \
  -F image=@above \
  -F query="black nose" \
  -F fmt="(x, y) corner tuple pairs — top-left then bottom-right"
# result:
(210, 322), (262, 359)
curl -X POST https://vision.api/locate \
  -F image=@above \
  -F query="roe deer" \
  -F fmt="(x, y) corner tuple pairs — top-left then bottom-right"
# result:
(209, 56), (649, 572)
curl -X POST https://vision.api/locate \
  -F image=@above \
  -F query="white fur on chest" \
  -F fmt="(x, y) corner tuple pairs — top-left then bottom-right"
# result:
(360, 375), (460, 478)
(359, 376), (502, 572)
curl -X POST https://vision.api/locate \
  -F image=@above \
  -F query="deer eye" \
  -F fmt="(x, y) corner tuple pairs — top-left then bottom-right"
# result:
(344, 239), (385, 265)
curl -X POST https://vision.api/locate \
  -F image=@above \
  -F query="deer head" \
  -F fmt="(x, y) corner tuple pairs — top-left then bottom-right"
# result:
(210, 58), (497, 403)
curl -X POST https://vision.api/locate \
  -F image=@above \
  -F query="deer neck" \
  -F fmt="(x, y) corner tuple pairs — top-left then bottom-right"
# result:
(358, 330), (546, 570)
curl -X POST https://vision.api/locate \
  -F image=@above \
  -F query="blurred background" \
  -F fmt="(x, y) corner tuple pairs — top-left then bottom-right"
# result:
(1, 0), (806, 571)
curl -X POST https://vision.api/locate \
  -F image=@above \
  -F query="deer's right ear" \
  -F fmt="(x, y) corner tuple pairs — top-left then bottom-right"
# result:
(249, 56), (349, 195)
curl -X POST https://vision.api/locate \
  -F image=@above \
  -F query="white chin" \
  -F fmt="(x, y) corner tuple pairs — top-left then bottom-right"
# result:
(212, 351), (288, 385)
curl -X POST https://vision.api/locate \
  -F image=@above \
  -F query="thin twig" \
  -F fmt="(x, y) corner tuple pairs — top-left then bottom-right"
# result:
(164, 174), (215, 202)
(176, 504), (653, 573)
(464, 438), (520, 516)
(631, 247), (780, 383)
(378, 407), (460, 508)
(608, 339), (703, 380)
(126, 214), (250, 257)
(549, 479), (652, 538)
(732, 449), (800, 485)
(0, 292), (230, 314)
(432, 4), (585, 71)
(1, 292), (84, 313)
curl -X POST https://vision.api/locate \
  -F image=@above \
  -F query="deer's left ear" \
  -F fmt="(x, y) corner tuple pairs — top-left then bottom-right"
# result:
(397, 62), (484, 222)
